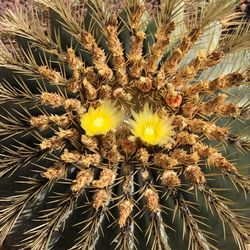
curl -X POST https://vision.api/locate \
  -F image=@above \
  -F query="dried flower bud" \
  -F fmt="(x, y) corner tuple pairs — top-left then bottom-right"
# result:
(30, 115), (49, 130)
(118, 199), (133, 228)
(92, 189), (109, 210)
(184, 165), (206, 188)
(81, 135), (99, 151)
(92, 169), (117, 188)
(40, 136), (64, 150)
(181, 102), (198, 117)
(141, 169), (150, 181)
(172, 115), (188, 130)
(193, 143), (217, 157)
(136, 76), (153, 93)
(161, 170), (181, 188)
(38, 66), (63, 84)
(122, 176), (133, 194)
(171, 149), (200, 164)
(41, 92), (64, 108)
(71, 169), (93, 193)
(78, 153), (101, 168)
(56, 128), (78, 139)
(60, 149), (81, 163)
(49, 114), (70, 128)
(176, 131), (198, 145)
(207, 153), (237, 173)
(136, 148), (149, 164)
(41, 165), (65, 180)
(120, 138), (137, 154)
(113, 87), (132, 101)
(154, 153), (178, 169)
(204, 124), (228, 140)
(166, 91), (183, 109)
(64, 98), (82, 111)
(144, 188), (159, 213)
(67, 48), (83, 70)
(83, 78), (97, 101)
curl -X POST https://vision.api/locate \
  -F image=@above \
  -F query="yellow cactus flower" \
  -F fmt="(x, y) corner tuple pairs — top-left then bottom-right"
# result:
(130, 104), (174, 145)
(81, 100), (123, 136)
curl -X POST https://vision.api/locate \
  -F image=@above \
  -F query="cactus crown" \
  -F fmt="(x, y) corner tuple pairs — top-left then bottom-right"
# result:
(0, 0), (250, 249)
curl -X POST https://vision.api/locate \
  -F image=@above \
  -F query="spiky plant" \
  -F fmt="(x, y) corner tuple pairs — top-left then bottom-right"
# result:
(0, 0), (250, 249)
(240, 0), (250, 18)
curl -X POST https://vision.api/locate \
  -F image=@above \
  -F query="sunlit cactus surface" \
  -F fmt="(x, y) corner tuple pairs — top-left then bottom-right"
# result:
(0, 0), (250, 249)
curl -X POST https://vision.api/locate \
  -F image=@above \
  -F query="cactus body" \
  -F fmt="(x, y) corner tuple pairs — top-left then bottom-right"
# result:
(0, 1), (249, 249)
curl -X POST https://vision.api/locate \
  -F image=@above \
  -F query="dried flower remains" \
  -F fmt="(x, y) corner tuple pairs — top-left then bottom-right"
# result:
(0, 0), (249, 249)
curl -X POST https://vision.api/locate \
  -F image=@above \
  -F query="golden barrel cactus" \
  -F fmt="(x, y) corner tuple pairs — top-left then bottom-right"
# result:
(0, 0), (249, 249)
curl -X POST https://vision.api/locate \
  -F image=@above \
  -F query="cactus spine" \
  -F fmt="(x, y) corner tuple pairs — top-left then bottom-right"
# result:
(0, 0), (249, 249)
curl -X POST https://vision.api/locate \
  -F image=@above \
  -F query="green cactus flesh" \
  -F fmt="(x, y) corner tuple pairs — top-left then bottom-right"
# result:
(0, 0), (249, 249)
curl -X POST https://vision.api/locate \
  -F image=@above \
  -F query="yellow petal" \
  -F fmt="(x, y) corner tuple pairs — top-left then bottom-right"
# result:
(81, 100), (123, 136)
(130, 104), (174, 145)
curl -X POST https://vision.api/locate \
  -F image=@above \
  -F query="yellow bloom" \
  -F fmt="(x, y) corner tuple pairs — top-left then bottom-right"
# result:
(81, 100), (123, 136)
(130, 104), (174, 145)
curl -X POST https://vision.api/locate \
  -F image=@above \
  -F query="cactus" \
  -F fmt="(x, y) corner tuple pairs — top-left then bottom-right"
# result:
(240, 0), (250, 18)
(0, 0), (249, 249)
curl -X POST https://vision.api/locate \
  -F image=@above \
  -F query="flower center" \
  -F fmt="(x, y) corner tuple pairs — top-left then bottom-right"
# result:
(93, 117), (104, 127)
(144, 126), (155, 136)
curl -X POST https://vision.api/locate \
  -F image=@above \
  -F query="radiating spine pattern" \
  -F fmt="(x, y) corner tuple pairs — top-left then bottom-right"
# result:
(0, 0), (250, 249)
